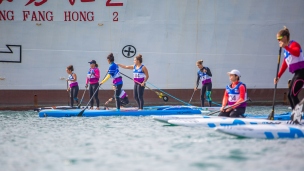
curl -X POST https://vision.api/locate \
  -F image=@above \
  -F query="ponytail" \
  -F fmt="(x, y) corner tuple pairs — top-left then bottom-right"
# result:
(107, 53), (115, 62)
(135, 54), (143, 63)
(196, 60), (203, 65)
(278, 26), (290, 41)
(67, 65), (74, 71)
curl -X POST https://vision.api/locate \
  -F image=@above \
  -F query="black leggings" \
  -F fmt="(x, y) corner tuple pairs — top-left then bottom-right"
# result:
(89, 83), (99, 108)
(114, 84), (123, 110)
(134, 83), (145, 109)
(70, 86), (79, 107)
(201, 83), (212, 107)
(218, 107), (246, 118)
(288, 68), (304, 109)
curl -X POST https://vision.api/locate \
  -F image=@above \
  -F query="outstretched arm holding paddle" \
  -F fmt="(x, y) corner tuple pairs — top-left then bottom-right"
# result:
(208, 98), (251, 116)
(118, 54), (149, 110)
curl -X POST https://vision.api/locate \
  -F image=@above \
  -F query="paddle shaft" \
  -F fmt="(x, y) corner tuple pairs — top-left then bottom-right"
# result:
(189, 91), (196, 104)
(77, 84), (101, 116)
(191, 86), (221, 106)
(78, 73), (94, 108)
(146, 81), (193, 106)
(268, 47), (282, 120)
(189, 86), (198, 104)
(78, 72), (107, 116)
(119, 72), (163, 96)
(66, 81), (70, 106)
(85, 84), (101, 107)
(77, 87), (87, 108)
(208, 99), (250, 116)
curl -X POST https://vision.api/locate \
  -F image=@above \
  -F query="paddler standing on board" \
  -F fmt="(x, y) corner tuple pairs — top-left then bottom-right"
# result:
(86, 60), (100, 110)
(118, 54), (149, 110)
(194, 60), (213, 107)
(100, 53), (124, 111)
(219, 69), (247, 117)
(274, 26), (304, 110)
(66, 65), (79, 107)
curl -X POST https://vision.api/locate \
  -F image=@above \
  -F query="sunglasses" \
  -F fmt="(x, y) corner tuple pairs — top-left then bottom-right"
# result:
(277, 36), (283, 41)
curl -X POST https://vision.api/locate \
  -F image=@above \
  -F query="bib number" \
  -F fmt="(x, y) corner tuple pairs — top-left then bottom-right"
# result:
(228, 94), (238, 102)
(134, 73), (140, 78)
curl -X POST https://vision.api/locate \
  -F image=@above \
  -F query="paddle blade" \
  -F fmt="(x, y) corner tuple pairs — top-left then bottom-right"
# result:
(77, 109), (86, 117)
(267, 110), (274, 120)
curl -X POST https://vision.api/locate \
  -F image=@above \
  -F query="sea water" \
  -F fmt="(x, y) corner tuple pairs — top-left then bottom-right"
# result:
(0, 106), (304, 171)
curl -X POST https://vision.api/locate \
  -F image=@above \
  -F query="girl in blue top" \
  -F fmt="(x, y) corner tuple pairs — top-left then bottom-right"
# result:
(100, 53), (123, 110)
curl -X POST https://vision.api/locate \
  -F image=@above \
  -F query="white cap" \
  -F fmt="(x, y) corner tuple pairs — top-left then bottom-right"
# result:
(227, 69), (241, 77)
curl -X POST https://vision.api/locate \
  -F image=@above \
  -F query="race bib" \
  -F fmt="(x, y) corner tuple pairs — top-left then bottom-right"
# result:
(228, 94), (239, 102)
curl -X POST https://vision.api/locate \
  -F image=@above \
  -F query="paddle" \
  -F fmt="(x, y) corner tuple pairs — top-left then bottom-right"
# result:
(211, 101), (221, 106)
(146, 81), (196, 106)
(77, 87), (87, 108)
(77, 73), (108, 116)
(77, 72), (94, 108)
(267, 47), (282, 120)
(189, 86), (198, 104)
(189, 86), (221, 106)
(77, 84), (101, 116)
(207, 98), (251, 116)
(119, 72), (169, 102)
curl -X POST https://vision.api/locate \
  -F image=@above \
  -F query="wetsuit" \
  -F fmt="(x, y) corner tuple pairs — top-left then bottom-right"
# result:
(68, 73), (79, 107)
(196, 67), (212, 107)
(101, 62), (123, 110)
(278, 40), (304, 109)
(218, 82), (246, 117)
(86, 67), (100, 108)
(133, 65), (146, 109)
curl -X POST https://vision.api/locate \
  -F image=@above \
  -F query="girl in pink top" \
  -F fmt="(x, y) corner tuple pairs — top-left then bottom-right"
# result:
(86, 60), (100, 109)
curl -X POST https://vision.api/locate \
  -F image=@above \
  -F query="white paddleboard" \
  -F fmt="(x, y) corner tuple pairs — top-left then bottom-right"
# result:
(152, 115), (212, 123)
(215, 124), (304, 139)
(167, 117), (295, 128)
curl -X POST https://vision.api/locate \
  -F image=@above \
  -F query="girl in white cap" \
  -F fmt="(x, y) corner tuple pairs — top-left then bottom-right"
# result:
(219, 69), (247, 117)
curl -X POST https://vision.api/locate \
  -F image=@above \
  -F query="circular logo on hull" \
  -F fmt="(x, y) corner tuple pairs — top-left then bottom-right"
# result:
(122, 45), (136, 58)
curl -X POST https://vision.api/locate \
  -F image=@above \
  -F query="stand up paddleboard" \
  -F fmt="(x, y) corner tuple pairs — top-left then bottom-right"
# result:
(153, 112), (292, 123)
(35, 105), (220, 112)
(215, 124), (304, 139)
(39, 107), (203, 117)
(167, 117), (304, 128)
(215, 99), (304, 139)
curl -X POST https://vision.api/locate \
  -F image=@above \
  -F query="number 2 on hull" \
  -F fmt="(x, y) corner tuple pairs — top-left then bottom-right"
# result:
(113, 12), (118, 21)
